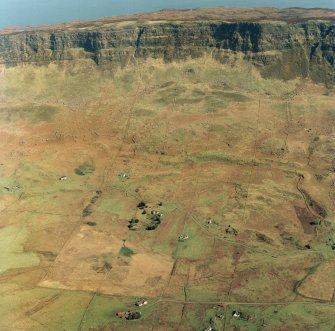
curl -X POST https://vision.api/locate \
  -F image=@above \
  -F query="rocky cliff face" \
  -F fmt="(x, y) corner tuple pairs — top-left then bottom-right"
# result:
(0, 20), (334, 84)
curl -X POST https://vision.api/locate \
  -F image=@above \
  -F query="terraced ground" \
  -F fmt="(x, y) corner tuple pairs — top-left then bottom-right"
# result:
(0, 57), (334, 330)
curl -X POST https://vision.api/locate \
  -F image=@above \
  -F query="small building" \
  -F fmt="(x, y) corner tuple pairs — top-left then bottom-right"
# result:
(136, 299), (148, 307)
(59, 176), (67, 181)
(178, 234), (189, 241)
(232, 311), (249, 321)
(116, 311), (130, 319)
(233, 311), (241, 318)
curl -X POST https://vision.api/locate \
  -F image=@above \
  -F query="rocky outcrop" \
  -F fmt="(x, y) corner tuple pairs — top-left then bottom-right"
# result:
(0, 20), (334, 84)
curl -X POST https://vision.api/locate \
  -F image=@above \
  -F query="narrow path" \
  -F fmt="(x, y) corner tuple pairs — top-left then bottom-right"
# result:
(157, 298), (334, 306)
(153, 85), (217, 331)
(76, 88), (143, 331)
(241, 98), (261, 224)
(77, 294), (96, 331)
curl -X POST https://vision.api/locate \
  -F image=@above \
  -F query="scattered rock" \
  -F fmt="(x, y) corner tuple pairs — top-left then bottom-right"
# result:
(225, 225), (238, 236)
(256, 232), (273, 244)
(85, 221), (96, 226)
(94, 262), (112, 273)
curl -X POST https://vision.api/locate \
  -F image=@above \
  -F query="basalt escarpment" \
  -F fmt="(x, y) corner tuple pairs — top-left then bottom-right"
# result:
(0, 19), (334, 84)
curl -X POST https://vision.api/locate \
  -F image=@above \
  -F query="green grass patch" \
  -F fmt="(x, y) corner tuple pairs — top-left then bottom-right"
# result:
(81, 295), (129, 329)
(212, 91), (251, 102)
(177, 223), (208, 260)
(217, 192), (227, 200)
(192, 88), (206, 96)
(0, 225), (40, 274)
(97, 195), (134, 219)
(188, 152), (245, 165)
(119, 246), (135, 257)
(186, 287), (221, 302)
(226, 303), (335, 331)
(32, 290), (93, 330)
(0, 104), (59, 123)
(203, 96), (229, 112)
(1, 60), (107, 102)
(175, 97), (203, 105)
(155, 84), (187, 105)
(133, 108), (155, 117)
(207, 124), (226, 133)
(74, 163), (95, 176)
(169, 128), (196, 142)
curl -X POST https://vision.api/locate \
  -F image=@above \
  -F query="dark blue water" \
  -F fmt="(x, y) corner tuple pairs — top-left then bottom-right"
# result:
(1, 0), (334, 29)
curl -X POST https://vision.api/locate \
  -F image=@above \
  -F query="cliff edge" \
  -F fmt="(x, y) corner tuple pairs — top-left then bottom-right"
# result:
(0, 7), (334, 84)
